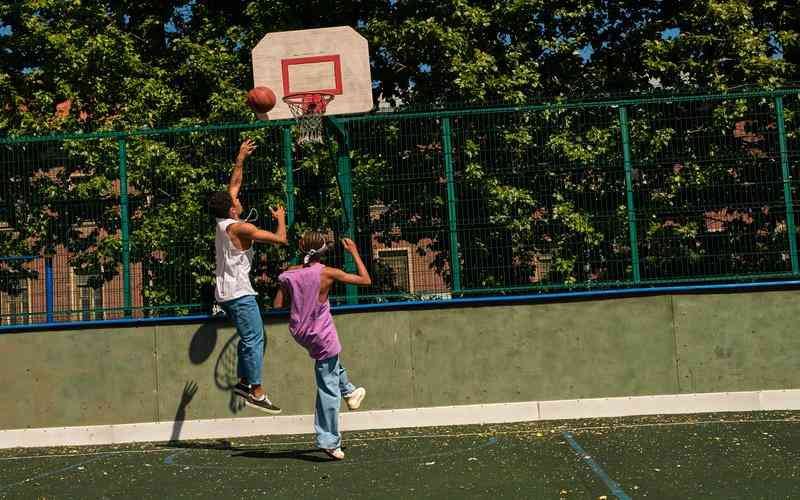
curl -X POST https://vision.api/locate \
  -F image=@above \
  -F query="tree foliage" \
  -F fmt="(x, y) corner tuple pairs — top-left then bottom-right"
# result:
(0, 1), (798, 312)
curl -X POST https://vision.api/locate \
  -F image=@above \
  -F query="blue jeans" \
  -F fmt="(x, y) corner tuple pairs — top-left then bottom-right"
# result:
(220, 295), (265, 386)
(314, 355), (356, 449)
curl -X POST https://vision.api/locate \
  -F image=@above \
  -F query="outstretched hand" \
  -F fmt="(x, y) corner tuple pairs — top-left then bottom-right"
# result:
(341, 238), (359, 255)
(269, 205), (286, 221)
(236, 139), (256, 163)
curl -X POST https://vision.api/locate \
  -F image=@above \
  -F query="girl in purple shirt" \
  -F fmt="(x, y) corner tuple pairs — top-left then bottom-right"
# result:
(274, 233), (371, 460)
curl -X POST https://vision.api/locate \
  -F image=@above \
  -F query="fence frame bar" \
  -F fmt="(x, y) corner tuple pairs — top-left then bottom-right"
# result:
(775, 96), (799, 275)
(118, 138), (133, 317)
(441, 117), (462, 292)
(327, 117), (358, 304)
(5, 89), (800, 326)
(618, 106), (641, 283)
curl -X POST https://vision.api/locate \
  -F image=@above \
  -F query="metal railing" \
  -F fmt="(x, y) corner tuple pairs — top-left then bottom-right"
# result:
(1, 88), (799, 326)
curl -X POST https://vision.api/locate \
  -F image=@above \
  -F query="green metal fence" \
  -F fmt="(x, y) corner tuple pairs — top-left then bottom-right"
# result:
(1, 88), (799, 326)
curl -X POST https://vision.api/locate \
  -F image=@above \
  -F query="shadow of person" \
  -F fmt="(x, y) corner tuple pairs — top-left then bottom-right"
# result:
(168, 381), (198, 444)
(162, 439), (234, 451)
(232, 448), (335, 463)
(160, 441), (335, 463)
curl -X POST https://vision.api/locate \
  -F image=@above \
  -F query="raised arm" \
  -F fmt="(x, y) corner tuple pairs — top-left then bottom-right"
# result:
(228, 139), (256, 200)
(268, 206), (287, 245)
(231, 220), (287, 246)
(329, 238), (372, 286)
(229, 206), (287, 246)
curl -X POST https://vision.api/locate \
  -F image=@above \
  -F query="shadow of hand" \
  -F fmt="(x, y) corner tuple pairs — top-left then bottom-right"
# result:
(180, 381), (198, 409)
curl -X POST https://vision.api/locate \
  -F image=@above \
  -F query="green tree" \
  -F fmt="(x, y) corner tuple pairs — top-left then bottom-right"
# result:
(1, 0), (798, 318)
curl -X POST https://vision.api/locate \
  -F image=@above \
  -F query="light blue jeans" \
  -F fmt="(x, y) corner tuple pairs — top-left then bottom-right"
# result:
(314, 355), (356, 449)
(219, 295), (265, 386)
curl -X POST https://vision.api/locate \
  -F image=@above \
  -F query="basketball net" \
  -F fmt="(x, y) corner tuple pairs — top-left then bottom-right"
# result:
(283, 92), (335, 144)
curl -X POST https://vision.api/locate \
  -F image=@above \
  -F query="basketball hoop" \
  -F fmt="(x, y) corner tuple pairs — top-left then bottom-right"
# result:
(283, 92), (335, 144)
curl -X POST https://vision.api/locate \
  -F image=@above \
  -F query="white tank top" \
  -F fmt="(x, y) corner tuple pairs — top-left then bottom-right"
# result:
(214, 218), (257, 303)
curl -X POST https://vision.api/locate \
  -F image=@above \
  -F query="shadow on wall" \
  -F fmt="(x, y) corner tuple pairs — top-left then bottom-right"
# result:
(188, 320), (246, 414)
(189, 322), (219, 365)
(214, 334), (247, 414)
(169, 381), (198, 443)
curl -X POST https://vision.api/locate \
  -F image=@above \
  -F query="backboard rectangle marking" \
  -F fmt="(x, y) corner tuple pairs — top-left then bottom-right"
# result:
(281, 55), (343, 95)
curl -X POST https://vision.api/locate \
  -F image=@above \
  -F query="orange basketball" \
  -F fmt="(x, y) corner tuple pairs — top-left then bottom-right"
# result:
(246, 87), (277, 114)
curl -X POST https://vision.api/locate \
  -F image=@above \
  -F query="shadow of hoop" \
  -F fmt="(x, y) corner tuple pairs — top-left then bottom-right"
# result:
(214, 333), (246, 414)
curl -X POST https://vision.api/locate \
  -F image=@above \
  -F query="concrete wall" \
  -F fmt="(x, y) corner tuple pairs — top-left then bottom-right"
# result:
(1, 290), (798, 430)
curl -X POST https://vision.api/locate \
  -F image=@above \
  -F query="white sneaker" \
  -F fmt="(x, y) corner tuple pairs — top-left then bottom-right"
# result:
(344, 387), (366, 410)
(322, 447), (345, 460)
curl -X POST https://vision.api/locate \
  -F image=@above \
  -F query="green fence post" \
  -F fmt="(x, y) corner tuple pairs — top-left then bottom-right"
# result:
(282, 127), (295, 228)
(441, 117), (462, 293)
(618, 106), (641, 283)
(282, 127), (297, 266)
(118, 137), (133, 317)
(328, 117), (358, 304)
(775, 96), (800, 275)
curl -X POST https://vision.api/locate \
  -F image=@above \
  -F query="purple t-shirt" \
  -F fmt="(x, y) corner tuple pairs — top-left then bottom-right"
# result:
(278, 263), (341, 361)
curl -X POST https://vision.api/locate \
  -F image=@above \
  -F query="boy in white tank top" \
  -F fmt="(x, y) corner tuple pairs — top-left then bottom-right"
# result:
(208, 139), (287, 414)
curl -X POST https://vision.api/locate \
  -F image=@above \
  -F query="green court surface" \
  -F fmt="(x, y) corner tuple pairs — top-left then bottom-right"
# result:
(2, 411), (799, 499)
